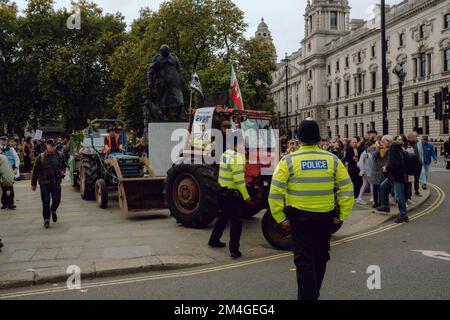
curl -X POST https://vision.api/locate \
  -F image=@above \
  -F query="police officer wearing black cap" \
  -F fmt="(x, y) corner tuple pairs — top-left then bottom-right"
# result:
(269, 118), (355, 300)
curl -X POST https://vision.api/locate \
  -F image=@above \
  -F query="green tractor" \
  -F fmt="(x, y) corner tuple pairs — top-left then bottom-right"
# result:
(68, 119), (165, 211)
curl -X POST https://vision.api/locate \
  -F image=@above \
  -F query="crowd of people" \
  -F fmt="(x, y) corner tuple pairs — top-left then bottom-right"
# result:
(315, 130), (446, 223)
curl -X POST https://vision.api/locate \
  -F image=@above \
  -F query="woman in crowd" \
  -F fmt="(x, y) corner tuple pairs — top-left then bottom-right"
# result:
(369, 137), (388, 209)
(344, 137), (362, 199)
(22, 137), (33, 173)
(356, 141), (374, 205)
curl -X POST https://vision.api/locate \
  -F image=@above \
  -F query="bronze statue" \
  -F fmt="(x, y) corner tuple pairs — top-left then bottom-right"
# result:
(146, 45), (185, 122)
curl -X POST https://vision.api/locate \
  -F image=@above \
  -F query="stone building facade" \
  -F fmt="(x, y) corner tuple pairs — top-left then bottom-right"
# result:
(269, 0), (450, 140)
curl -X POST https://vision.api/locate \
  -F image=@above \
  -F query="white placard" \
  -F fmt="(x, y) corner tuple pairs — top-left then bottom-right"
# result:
(191, 107), (215, 149)
(34, 130), (43, 140)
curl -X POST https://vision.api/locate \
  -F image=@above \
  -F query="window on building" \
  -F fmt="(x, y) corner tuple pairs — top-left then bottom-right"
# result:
(371, 101), (375, 112)
(386, 39), (390, 51)
(446, 14), (450, 29)
(344, 124), (349, 138)
(443, 116), (449, 134)
(353, 123), (358, 137)
(413, 117), (419, 132)
(335, 107), (339, 118)
(445, 49), (450, 72)
(360, 103), (364, 114)
(328, 64), (331, 75)
(354, 104), (358, 115)
(308, 89), (312, 104)
(345, 106), (349, 116)
(371, 44), (376, 58)
(419, 53), (426, 77)
(424, 116), (430, 135)
(424, 90), (429, 105)
(427, 53), (432, 75)
(336, 83), (340, 99)
(360, 123), (364, 137)
(399, 33), (406, 47)
(420, 24), (427, 39)
(328, 86), (332, 101)
(386, 68), (390, 86)
(336, 60), (340, 72)
(335, 125), (340, 135)
(414, 92), (419, 106)
(309, 16), (313, 33)
(328, 109), (331, 119)
(357, 73), (363, 93)
(345, 56), (349, 68)
(309, 69), (313, 79)
(330, 11), (338, 29)
(345, 80), (350, 96)
(358, 52), (362, 63)
(370, 121), (375, 131)
(371, 72), (377, 90)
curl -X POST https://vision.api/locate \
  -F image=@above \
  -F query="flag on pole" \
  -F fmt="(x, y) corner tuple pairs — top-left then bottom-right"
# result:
(190, 72), (204, 98)
(229, 65), (244, 110)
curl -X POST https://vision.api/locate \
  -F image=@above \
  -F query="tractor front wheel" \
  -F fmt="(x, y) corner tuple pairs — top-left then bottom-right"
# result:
(95, 179), (108, 209)
(80, 157), (99, 200)
(261, 210), (292, 251)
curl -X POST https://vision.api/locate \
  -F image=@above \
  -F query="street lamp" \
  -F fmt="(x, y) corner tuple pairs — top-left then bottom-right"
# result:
(380, 0), (389, 135)
(282, 53), (290, 134)
(393, 64), (406, 134)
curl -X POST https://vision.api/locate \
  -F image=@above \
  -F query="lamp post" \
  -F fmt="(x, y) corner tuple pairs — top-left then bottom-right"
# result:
(282, 53), (290, 134)
(393, 64), (406, 134)
(380, 0), (389, 135)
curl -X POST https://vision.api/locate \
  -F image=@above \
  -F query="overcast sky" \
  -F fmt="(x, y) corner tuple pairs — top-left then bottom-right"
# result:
(13, 0), (402, 60)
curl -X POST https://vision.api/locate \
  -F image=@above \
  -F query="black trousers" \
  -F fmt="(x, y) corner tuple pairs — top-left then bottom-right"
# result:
(1, 185), (14, 206)
(287, 208), (334, 300)
(348, 167), (361, 198)
(413, 175), (420, 193)
(40, 184), (61, 220)
(209, 191), (244, 253)
(372, 184), (380, 207)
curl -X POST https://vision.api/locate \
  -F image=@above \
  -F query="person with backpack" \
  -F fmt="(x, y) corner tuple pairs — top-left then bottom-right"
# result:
(407, 132), (423, 196)
(0, 136), (20, 210)
(31, 139), (67, 229)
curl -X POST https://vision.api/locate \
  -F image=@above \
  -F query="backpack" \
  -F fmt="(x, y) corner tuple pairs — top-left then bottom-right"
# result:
(405, 151), (422, 176)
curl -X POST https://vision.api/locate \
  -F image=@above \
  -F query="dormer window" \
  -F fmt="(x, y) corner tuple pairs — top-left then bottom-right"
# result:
(330, 11), (338, 29)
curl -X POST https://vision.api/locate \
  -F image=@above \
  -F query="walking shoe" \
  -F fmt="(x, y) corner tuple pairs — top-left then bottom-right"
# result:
(1, 205), (6, 210)
(415, 192), (422, 197)
(356, 199), (368, 205)
(44, 220), (50, 229)
(8, 205), (16, 210)
(208, 240), (226, 248)
(422, 185), (427, 190)
(230, 251), (242, 259)
(375, 206), (390, 213)
(51, 212), (58, 223)
(395, 216), (409, 224)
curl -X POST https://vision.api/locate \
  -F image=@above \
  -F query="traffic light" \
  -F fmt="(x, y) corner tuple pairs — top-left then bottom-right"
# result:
(434, 92), (443, 121)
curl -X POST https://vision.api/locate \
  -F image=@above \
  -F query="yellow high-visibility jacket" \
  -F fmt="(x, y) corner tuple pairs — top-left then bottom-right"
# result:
(269, 145), (354, 223)
(218, 149), (250, 201)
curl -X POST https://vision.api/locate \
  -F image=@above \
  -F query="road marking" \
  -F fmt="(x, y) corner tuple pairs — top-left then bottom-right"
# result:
(0, 183), (445, 299)
(411, 250), (450, 261)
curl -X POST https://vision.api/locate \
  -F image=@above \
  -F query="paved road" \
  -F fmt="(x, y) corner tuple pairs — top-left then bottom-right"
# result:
(1, 168), (449, 300)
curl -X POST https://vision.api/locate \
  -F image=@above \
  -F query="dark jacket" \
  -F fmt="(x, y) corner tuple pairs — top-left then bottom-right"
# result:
(386, 142), (407, 183)
(343, 147), (359, 172)
(31, 151), (66, 187)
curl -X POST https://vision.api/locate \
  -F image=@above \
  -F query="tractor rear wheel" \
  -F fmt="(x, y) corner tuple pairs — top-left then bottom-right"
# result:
(95, 179), (108, 209)
(261, 210), (292, 251)
(165, 164), (218, 228)
(80, 157), (99, 201)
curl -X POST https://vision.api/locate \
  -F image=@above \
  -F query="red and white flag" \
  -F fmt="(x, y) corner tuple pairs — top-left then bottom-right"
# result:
(229, 65), (244, 110)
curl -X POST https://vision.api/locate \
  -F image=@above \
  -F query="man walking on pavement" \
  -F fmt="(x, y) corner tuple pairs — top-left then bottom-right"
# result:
(0, 154), (15, 249)
(419, 135), (437, 190)
(31, 139), (67, 229)
(0, 135), (20, 210)
(442, 133), (450, 170)
(268, 119), (355, 300)
(208, 131), (254, 259)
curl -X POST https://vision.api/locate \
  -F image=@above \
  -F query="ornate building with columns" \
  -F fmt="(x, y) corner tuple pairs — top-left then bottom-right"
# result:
(270, 0), (450, 140)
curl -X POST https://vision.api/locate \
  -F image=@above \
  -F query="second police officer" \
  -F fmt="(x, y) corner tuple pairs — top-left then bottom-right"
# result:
(208, 130), (253, 259)
(269, 119), (355, 300)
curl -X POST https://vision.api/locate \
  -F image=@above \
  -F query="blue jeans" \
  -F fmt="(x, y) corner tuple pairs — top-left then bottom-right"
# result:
(380, 178), (407, 218)
(420, 164), (431, 186)
(40, 184), (61, 221)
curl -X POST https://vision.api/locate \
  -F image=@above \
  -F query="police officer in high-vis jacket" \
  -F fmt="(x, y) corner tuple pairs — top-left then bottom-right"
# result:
(269, 119), (355, 300)
(209, 131), (253, 259)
